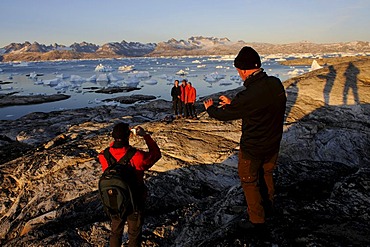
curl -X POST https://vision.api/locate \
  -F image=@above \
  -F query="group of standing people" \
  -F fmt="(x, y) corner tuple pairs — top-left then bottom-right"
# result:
(171, 79), (197, 119)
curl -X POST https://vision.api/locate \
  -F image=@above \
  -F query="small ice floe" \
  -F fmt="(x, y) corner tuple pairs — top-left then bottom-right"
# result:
(43, 78), (62, 87)
(197, 64), (206, 68)
(87, 75), (97, 82)
(70, 75), (86, 83)
(216, 65), (223, 69)
(96, 73), (109, 82)
(28, 72), (38, 79)
(287, 69), (305, 76)
(219, 79), (233, 86)
(118, 65), (134, 72)
(310, 59), (323, 71)
(192, 60), (201, 64)
(128, 71), (151, 78)
(204, 72), (226, 82)
(95, 64), (114, 72)
(104, 101), (121, 106)
(175, 69), (189, 76)
(33, 80), (44, 85)
(56, 73), (69, 79)
(55, 80), (72, 90)
(143, 79), (158, 85)
(0, 68), (3, 72)
(13, 62), (29, 67)
(1, 86), (13, 90)
(107, 73), (121, 82)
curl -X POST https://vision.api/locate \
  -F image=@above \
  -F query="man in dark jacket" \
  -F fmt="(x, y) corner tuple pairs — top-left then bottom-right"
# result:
(171, 80), (181, 119)
(98, 123), (161, 247)
(203, 46), (286, 230)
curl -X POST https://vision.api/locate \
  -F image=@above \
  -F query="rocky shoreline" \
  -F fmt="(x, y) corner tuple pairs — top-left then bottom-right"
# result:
(0, 58), (369, 246)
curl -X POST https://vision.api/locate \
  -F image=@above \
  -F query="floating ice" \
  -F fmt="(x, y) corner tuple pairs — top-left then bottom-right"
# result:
(118, 65), (134, 72)
(128, 71), (151, 78)
(70, 75), (86, 83)
(143, 79), (158, 85)
(287, 68), (305, 76)
(192, 60), (201, 64)
(204, 72), (226, 82)
(55, 81), (71, 90)
(13, 62), (29, 67)
(0, 68), (3, 72)
(87, 75), (97, 82)
(310, 59), (323, 71)
(56, 73), (69, 79)
(95, 64), (114, 72)
(28, 72), (38, 79)
(43, 78), (62, 86)
(175, 69), (189, 76)
(197, 64), (206, 68)
(96, 73), (109, 82)
(107, 73), (120, 82)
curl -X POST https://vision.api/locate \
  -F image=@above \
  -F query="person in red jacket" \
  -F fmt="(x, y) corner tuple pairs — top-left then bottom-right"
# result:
(185, 82), (197, 119)
(98, 122), (161, 247)
(179, 79), (188, 118)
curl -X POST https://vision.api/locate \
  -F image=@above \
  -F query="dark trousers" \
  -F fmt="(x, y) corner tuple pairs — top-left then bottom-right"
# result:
(186, 103), (196, 118)
(238, 151), (278, 223)
(110, 210), (143, 247)
(180, 101), (187, 117)
(172, 98), (181, 116)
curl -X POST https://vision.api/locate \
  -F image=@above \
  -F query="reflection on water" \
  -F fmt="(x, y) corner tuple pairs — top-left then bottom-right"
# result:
(0, 56), (303, 120)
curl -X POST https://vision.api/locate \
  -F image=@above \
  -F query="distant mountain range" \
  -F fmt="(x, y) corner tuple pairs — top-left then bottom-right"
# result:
(1, 36), (370, 62)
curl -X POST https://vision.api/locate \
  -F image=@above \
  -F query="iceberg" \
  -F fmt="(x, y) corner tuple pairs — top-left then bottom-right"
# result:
(95, 63), (114, 72)
(175, 69), (189, 76)
(118, 65), (134, 72)
(96, 73), (109, 82)
(143, 79), (158, 85)
(128, 71), (151, 78)
(43, 78), (62, 87)
(107, 73), (120, 82)
(204, 72), (226, 82)
(310, 59), (323, 71)
(70, 75), (86, 83)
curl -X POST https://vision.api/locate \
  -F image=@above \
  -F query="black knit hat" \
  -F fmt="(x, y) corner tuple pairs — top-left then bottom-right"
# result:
(112, 122), (130, 140)
(234, 46), (261, 70)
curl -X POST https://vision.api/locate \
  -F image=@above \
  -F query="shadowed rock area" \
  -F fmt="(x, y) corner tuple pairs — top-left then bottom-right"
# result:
(0, 58), (369, 246)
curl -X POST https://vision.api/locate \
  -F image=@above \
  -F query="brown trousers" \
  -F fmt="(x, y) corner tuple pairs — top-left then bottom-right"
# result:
(238, 151), (278, 224)
(110, 210), (143, 247)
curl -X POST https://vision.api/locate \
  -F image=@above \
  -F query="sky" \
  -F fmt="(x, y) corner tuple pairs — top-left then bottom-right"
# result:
(0, 0), (370, 47)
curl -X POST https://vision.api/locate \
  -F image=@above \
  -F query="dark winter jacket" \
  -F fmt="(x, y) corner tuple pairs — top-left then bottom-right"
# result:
(171, 86), (181, 101)
(207, 69), (286, 159)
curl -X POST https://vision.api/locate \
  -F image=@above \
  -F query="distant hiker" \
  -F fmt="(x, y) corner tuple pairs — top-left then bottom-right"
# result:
(171, 79), (182, 119)
(203, 46), (286, 230)
(185, 82), (197, 119)
(180, 79), (188, 118)
(98, 123), (161, 247)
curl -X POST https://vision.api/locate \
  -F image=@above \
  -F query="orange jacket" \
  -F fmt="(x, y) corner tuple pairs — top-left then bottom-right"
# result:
(185, 85), (196, 103)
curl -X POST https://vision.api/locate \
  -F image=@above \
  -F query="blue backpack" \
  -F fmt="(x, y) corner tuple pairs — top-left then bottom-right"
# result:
(98, 147), (137, 218)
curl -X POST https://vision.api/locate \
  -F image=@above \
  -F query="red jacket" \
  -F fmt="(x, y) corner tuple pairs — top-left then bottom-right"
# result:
(98, 134), (161, 184)
(185, 85), (196, 103)
(180, 84), (186, 102)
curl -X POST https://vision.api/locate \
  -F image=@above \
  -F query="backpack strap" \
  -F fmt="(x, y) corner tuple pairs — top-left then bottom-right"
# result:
(103, 147), (137, 167)
(117, 147), (137, 165)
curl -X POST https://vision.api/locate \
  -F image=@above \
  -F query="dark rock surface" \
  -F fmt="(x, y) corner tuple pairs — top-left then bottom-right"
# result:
(0, 59), (369, 246)
(103, 94), (157, 104)
(0, 94), (70, 107)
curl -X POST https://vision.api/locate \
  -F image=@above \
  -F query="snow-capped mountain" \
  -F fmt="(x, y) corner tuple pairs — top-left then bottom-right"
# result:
(1, 37), (370, 62)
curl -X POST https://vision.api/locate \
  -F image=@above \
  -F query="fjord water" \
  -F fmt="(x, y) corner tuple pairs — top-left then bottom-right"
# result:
(0, 56), (304, 120)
